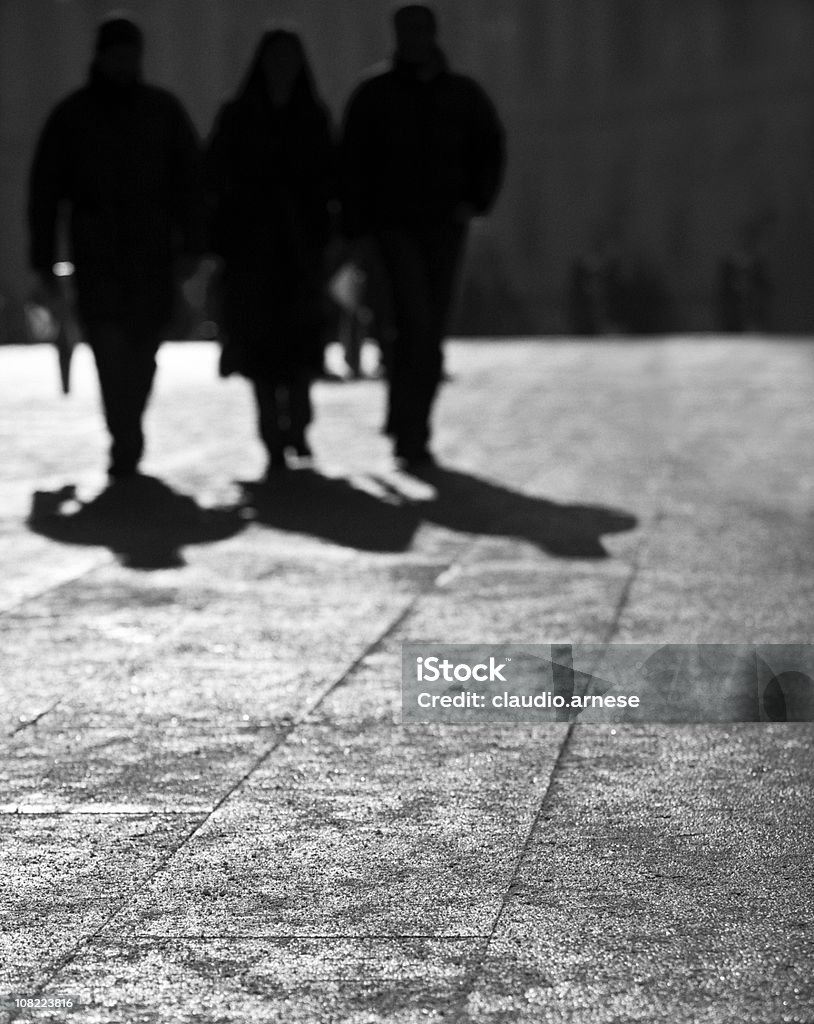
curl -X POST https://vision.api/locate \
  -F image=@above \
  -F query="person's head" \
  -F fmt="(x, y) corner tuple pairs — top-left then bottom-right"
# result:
(239, 29), (316, 109)
(393, 5), (438, 65)
(94, 16), (143, 86)
(261, 31), (304, 104)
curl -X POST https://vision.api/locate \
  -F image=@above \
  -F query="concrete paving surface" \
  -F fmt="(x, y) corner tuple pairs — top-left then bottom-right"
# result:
(0, 337), (812, 1023)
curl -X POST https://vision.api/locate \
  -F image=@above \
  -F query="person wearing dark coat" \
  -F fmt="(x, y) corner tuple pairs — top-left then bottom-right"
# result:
(28, 17), (204, 480)
(341, 4), (505, 467)
(207, 30), (336, 473)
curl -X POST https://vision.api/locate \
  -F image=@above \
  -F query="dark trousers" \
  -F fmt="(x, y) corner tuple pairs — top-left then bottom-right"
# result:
(253, 375), (312, 456)
(85, 324), (161, 475)
(376, 222), (466, 456)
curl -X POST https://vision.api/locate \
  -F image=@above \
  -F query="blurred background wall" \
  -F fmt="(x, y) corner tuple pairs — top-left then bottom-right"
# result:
(2, 0), (814, 338)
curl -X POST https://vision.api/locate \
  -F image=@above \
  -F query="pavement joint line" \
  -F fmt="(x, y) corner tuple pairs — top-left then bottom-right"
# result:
(444, 720), (577, 1018)
(599, 529), (651, 646)
(0, 556), (111, 619)
(421, 449), (687, 1014)
(8, 549), (469, 1014)
(426, 509), (658, 1015)
(9, 700), (66, 738)
(3, 811), (214, 1024)
(5, 544), (269, 739)
(599, 471), (672, 644)
(121, 934), (490, 941)
(0, 806), (214, 815)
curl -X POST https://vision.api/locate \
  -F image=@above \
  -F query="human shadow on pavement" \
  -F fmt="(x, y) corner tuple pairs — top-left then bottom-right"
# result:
(240, 470), (421, 553)
(404, 464), (637, 557)
(28, 476), (246, 569)
(242, 465), (636, 558)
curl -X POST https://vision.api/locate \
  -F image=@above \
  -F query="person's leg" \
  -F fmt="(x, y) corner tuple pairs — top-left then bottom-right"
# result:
(376, 230), (437, 460)
(86, 324), (160, 477)
(363, 245), (396, 381)
(285, 374), (313, 457)
(252, 379), (287, 470)
(341, 308), (362, 379)
(423, 219), (467, 383)
(275, 375), (313, 457)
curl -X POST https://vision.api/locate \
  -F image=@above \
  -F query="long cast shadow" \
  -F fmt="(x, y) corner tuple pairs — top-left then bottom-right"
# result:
(29, 466), (638, 566)
(240, 470), (421, 553)
(407, 464), (637, 558)
(242, 465), (637, 558)
(28, 476), (247, 569)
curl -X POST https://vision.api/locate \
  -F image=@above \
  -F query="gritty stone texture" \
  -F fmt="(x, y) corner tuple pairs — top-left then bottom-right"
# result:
(109, 724), (565, 939)
(16, 937), (478, 1023)
(468, 725), (814, 1023)
(0, 338), (812, 1023)
(0, 814), (204, 992)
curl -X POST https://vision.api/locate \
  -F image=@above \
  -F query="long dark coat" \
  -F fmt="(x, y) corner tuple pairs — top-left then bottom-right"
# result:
(28, 69), (204, 333)
(206, 93), (335, 382)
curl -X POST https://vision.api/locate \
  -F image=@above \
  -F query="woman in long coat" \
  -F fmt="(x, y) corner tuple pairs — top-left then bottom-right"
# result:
(207, 30), (335, 471)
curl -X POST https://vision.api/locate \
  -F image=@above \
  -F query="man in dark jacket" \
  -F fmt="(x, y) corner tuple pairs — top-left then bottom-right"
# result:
(341, 4), (505, 467)
(29, 17), (204, 479)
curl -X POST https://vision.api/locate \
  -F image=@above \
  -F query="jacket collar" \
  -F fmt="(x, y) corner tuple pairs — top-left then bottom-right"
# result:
(393, 45), (448, 83)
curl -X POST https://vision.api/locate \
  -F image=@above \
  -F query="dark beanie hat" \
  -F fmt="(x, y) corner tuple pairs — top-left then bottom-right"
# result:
(393, 5), (437, 31)
(95, 17), (143, 52)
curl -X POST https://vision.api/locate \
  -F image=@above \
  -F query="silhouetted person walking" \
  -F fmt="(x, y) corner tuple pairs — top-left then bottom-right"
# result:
(718, 250), (772, 332)
(207, 31), (336, 473)
(28, 17), (204, 480)
(341, 4), (505, 467)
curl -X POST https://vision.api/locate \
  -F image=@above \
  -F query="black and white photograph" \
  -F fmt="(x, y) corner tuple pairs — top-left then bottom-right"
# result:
(1, 1), (812, 1021)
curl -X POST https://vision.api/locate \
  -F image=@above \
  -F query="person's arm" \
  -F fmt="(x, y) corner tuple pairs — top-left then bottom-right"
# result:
(464, 80), (506, 216)
(28, 105), (70, 289)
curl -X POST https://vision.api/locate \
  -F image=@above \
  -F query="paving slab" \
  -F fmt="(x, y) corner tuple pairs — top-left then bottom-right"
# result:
(1, 556), (432, 731)
(0, 712), (283, 812)
(105, 724), (565, 940)
(18, 937), (479, 1023)
(467, 724), (814, 1023)
(0, 813), (204, 998)
(615, 568), (814, 644)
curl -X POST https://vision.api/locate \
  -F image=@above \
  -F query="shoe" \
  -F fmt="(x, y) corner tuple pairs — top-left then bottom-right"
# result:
(287, 437), (313, 460)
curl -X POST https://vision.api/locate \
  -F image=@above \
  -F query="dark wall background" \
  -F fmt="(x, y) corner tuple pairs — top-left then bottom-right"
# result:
(2, 0), (814, 338)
